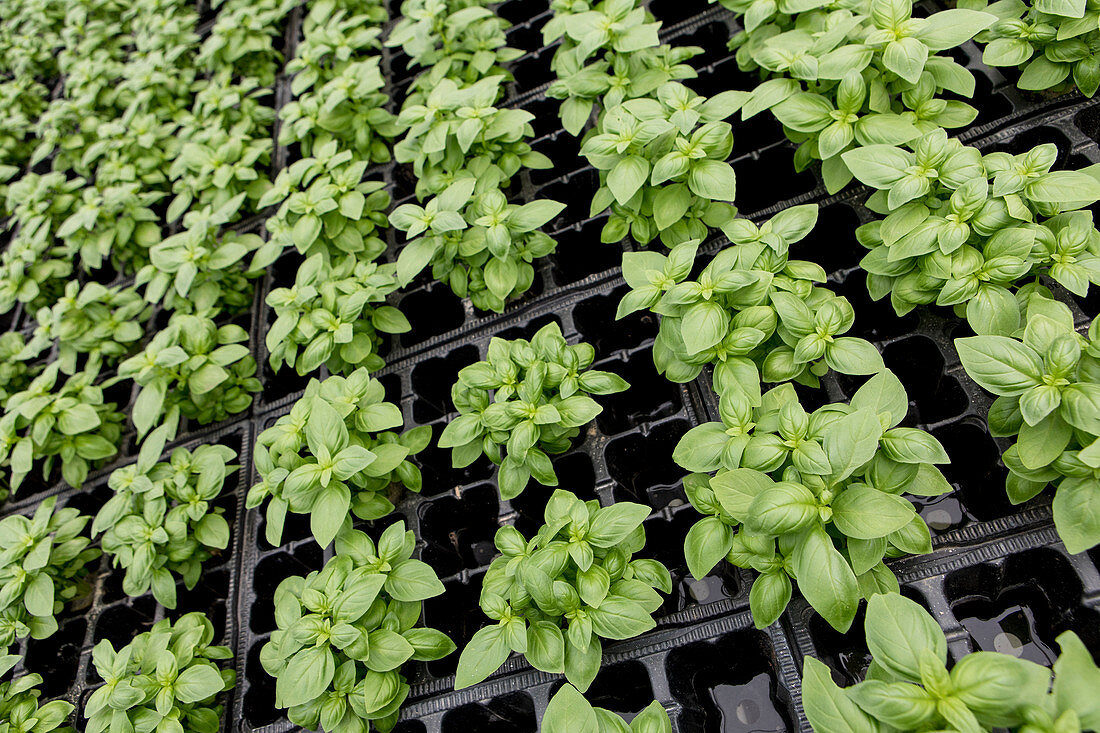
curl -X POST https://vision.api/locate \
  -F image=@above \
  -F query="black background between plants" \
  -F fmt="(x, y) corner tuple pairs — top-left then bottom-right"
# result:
(3, 0), (1100, 730)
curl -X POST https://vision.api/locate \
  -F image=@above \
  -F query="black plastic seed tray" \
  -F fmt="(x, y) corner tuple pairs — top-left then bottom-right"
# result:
(8, 0), (1100, 729)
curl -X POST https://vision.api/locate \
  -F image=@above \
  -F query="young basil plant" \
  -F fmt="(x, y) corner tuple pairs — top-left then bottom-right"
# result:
(265, 253), (408, 376)
(387, 0), (522, 106)
(543, 683), (673, 733)
(617, 205), (885, 390)
(247, 368), (430, 548)
(675, 370), (951, 631)
(259, 141), (393, 262)
(56, 182), (163, 274)
(281, 1), (398, 162)
(545, 0), (703, 135)
(727, 0), (996, 193)
(197, 0), (296, 84)
(390, 177), (565, 313)
(848, 131), (1100, 333)
(94, 444), (236, 609)
(547, 0), (749, 244)
(0, 496), (99, 647)
(455, 490), (671, 692)
(438, 322), (629, 500)
(138, 195), (280, 314)
(0, 654), (74, 733)
(386, 14), (563, 310)
(580, 82), (749, 246)
(260, 524), (454, 733)
(956, 290), (1100, 554)
(167, 128), (273, 224)
(85, 613), (235, 733)
(394, 76), (550, 200)
(0, 333), (37, 417)
(0, 172), (78, 315)
(0, 362), (123, 491)
(802, 592), (1100, 733)
(970, 0), (1100, 97)
(0, 77), (49, 172)
(117, 313), (259, 442)
(22, 282), (152, 375)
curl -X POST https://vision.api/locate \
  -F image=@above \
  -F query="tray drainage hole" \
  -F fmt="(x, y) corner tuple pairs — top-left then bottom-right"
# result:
(958, 605), (1058, 665)
(711, 675), (784, 731)
(666, 629), (792, 733)
(913, 494), (966, 533)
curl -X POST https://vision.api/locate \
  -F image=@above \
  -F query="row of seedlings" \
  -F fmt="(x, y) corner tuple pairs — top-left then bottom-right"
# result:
(247, 1), (456, 730)
(0, 0), (299, 728)
(384, 0), (567, 312)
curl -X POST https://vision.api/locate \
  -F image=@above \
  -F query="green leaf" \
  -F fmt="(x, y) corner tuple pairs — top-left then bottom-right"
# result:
(385, 559), (445, 601)
(360, 669), (401, 714)
(842, 146), (911, 188)
(864, 592), (946, 683)
(23, 572), (53, 617)
(366, 629), (416, 672)
(792, 525), (860, 632)
(311, 486), (350, 549)
(455, 624), (511, 689)
(831, 487), (916, 540)
(673, 423), (730, 473)
(587, 597), (655, 640)
(824, 409), (883, 482)
(439, 414), (483, 449)
(175, 664), (226, 703)
(825, 338), (884, 375)
(684, 517), (735, 579)
(802, 657), (879, 733)
(687, 159), (736, 202)
(880, 428), (949, 464)
(846, 680), (936, 729)
(189, 363), (229, 395)
(404, 628), (456, 661)
(850, 369), (909, 428)
(292, 214), (322, 251)
(608, 156), (650, 204)
(57, 404), (101, 435)
(681, 301), (728, 356)
(1052, 477), (1100, 554)
(916, 9), (995, 51)
(556, 395), (603, 428)
(525, 621), (565, 673)
(883, 37), (929, 84)
(587, 503), (651, 548)
(749, 571), (792, 628)
(510, 200), (566, 231)
(372, 306), (411, 334)
(951, 652), (1051, 726)
(564, 634), (601, 692)
(278, 646), (334, 707)
(1053, 631), (1100, 730)
(544, 684), (599, 733)
(631, 701), (673, 733)
(745, 482), (819, 535)
(1017, 413), (1072, 471)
